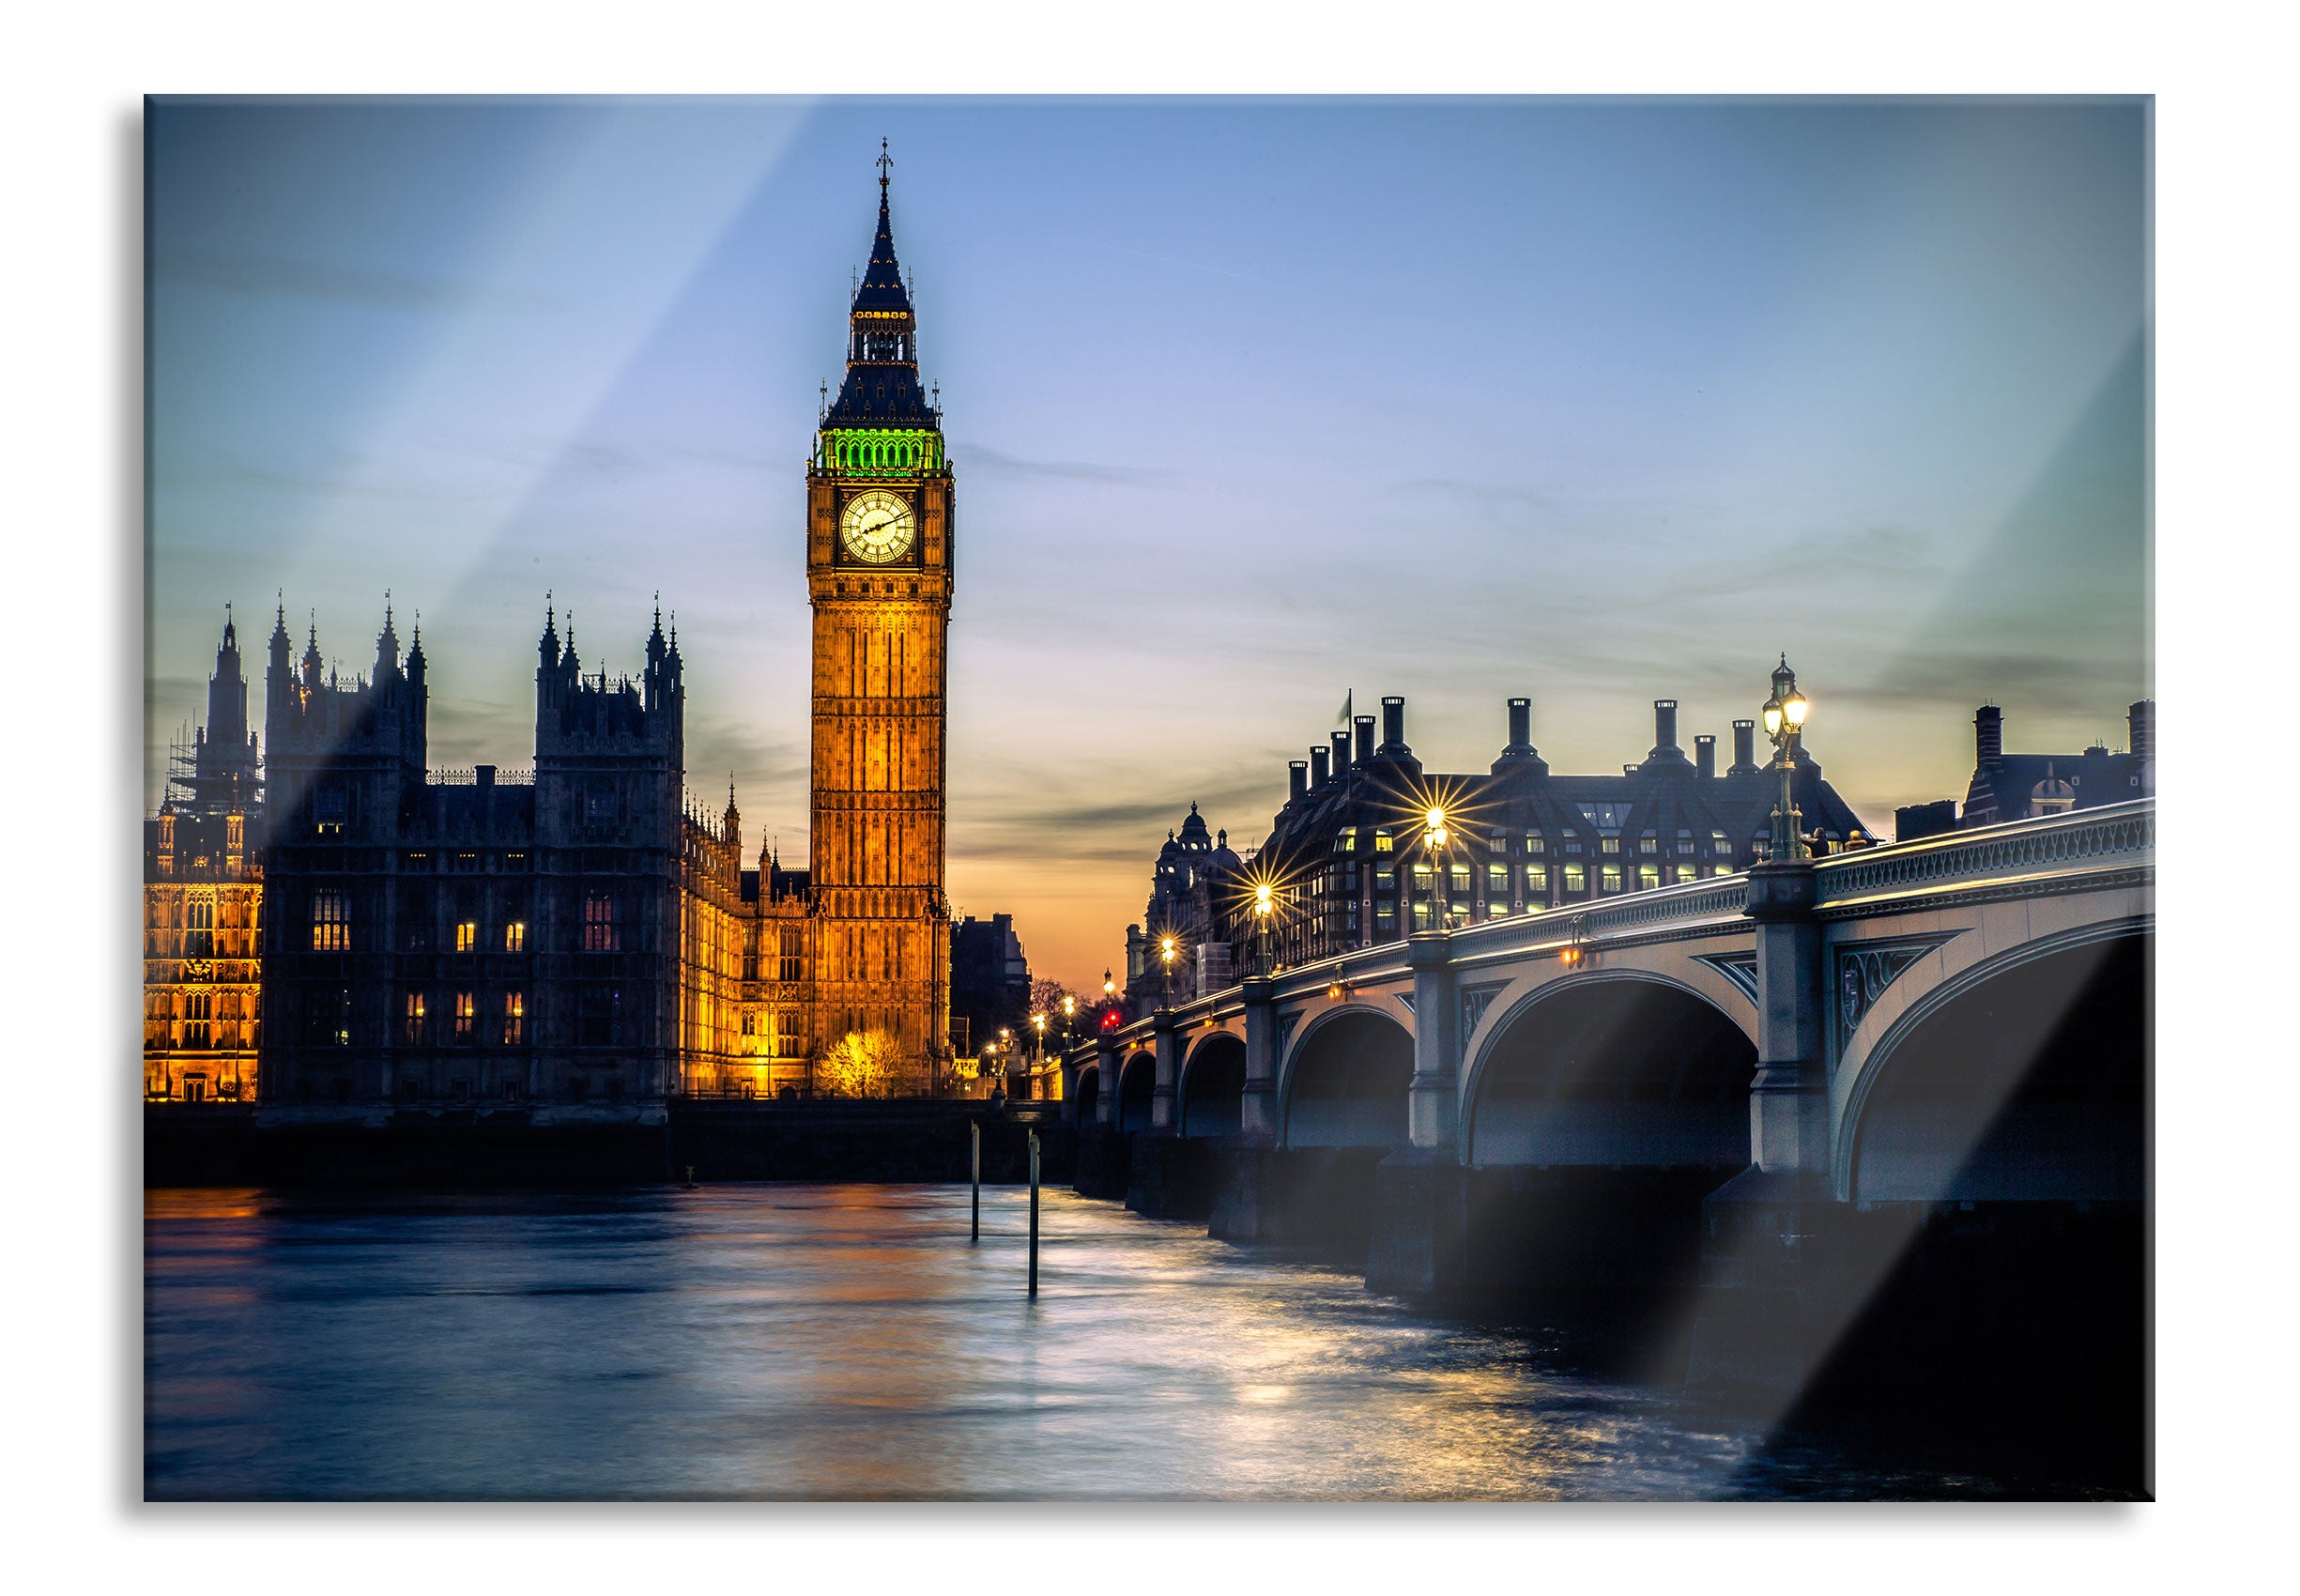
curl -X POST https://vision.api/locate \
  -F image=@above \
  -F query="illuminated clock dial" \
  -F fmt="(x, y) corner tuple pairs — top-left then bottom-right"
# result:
(840, 488), (915, 564)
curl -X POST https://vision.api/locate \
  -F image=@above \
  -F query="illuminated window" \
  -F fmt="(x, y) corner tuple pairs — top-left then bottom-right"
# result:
(1411, 862), (1434, 892)
(1712, 865), (1734, 878)
(1600, 865), (1623, 893)
(311, 890), (350, 952)
(501, 990), (525, 1046)
(583, 893), (620, 952)
(403, 991), (427, 1046)
(1637, 864), (1661, 891)
(775, 1009), (804, 1057)
(1487, 863), (1509, 895)
(453, 991), (476, 1043)
(1334, 827), (1357, 853)
(741, 1010), (756, 1036)
(1711, 830), (1731, 853)
(1449, 863), (1472, 894)
(454, 921), (478, 953)
(185, 898), (215, 958)
(1675, 864), (1699, 883)
(1562, 863), (1587, 893)
(1411, 900), (1432, 930)
(1601, 836), (1621, 855)
(1524, 831), (1545, 854)
(504, 920), (527, 954)
(1639, 834), (1658, 855)
(1373, 830), (1393, 852)
(741, 926), (759, 982)
(1677, 831), (1697, 855)
(1526, 863), (1548, 895)
(1375, 902), (1397, 934)
(779, 927), (805, 983)
(1374, 863), (1395, 891)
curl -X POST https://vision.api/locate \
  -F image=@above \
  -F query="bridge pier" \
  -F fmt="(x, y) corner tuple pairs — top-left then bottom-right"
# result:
(1150, 1011), (1181, 1133)
(1094, 1037), (1118, 1127)
(1405, 934), (1460, 1152)
(1239, 977), (1278, 1145)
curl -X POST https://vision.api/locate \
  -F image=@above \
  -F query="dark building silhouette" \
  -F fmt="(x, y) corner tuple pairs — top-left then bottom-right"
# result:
(948, 913), (1031, 1059)
(1896, 699), (2156, 842)
(1125, 688), (1874, 988)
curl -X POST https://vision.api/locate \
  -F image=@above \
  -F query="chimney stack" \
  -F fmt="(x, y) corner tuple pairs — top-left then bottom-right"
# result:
(1976, 704), (2003, 766)
(2128, 699), (2154, 760)
(1730, 719), (1759, 775)
(1330, 730), (1352, 775)
(1506, 697), (1532, 753)
(1311, 744), (1331, 786)
(1353, 714), (1375, 767)
(1652, 698), (1679, 753)
(1379, 696), (1408, 755)
(1288, 760), (1308, 803)
(1694, 734), (1716, 780)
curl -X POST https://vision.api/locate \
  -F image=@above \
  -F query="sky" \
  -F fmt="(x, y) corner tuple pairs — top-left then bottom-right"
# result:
(146, 97), (2150, 990)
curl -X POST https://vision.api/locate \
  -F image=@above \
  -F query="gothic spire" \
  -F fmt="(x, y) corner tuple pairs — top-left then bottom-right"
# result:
(825, 142), (934, 428)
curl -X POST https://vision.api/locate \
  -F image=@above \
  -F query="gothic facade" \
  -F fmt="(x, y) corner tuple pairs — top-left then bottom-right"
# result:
(142, 158), (960, 1113)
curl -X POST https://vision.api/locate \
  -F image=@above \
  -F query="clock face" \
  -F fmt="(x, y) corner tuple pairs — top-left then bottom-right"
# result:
(840, 488), (916, 564)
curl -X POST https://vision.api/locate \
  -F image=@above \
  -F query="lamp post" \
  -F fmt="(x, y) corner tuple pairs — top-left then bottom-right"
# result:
(1060, 993), (1076, 1055)
(1252, 882), (1274, 976)
(1158, 934), (1177, 1010)
(1030, 1011), (1047, 1093)
(1423, 805), (1451, 930)
(1761, 654), (1812, 863)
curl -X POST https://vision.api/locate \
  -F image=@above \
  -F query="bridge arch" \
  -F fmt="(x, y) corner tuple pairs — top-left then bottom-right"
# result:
(1072, 1064), (1100, 1126)
(1462, 972), (1756, 1169)
(1837, 922), (2148, 1205)
(1179, 1031), (1245, 1139)
(1279, 1005), (1414, 1151)
(1116, 1051), (1157, 1133)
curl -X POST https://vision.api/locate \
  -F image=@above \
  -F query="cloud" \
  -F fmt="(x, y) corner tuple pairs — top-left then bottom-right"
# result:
(956, 443), (1178, 486)
(156, 248), (556, 315)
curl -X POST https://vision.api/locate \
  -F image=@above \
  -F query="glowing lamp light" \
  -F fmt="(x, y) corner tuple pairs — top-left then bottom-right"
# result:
(1062, 995), (1075, 1017)
(1253, 882), (1273, 917)
(1159, 936), (1176, 963)
(1762, 702), (1784, 738)
(1326, 980), (1344, 999)
(1102, 969), (1116, 997)
(1783, 689), (1810, 729)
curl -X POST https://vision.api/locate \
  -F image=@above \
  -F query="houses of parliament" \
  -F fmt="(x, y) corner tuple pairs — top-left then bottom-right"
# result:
(143, 159), (957, 1113)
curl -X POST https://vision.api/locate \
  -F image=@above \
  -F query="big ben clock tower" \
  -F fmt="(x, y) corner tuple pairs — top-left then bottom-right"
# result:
(805, 145), (953, 1081)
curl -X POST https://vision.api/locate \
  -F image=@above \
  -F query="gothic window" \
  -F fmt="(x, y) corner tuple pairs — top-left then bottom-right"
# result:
(454, 921), (478, 953)
(311, 987), (351, 1047)
(453, 991), (476, 1044)
(741, 1011), (755, 1036)
(186, 898), (215, 959)
(311, 890), (350, 952)
(403, 991), (427, 1046)
(504, 920), (527, 954)
(578, 988), (624, 1047)
(776, 1010), (803, 1057)
(583, 893), (620, 952)
(779, 928), (805, 984)
(501, 991), (525, 1047)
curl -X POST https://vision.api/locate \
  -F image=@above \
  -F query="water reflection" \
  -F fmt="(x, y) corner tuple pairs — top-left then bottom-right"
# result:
(146, 1185), (2070, 1500)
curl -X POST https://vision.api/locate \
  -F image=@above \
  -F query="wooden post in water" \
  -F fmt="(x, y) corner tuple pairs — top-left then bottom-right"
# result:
(971, 1121), (981, 1243)
(1028, 1128), (1040, 1297)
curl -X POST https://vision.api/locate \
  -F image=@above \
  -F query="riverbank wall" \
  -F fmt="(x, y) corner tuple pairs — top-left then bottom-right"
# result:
(144, 1101), (1075, 1189)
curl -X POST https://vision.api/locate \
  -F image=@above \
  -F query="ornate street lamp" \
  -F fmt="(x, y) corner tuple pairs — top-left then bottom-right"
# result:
(1424, 805), (1452, 930)
(1253, 881), (1274, 976)
(1761, 654), (1812, 863)
(1060, 992), (1076, 1054)
(1158, 934), (1177, 1010)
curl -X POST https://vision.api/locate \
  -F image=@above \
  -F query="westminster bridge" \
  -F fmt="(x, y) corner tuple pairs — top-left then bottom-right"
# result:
(1060, 799), (2152, 1423)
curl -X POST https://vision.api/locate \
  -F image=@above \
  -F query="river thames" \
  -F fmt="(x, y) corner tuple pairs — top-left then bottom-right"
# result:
(146, 1184), (2112, 1500)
